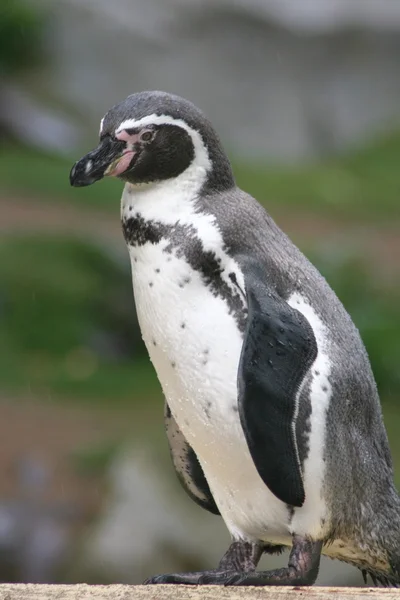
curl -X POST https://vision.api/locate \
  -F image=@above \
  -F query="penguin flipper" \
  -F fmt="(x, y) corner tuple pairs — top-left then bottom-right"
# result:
(238, 263), (318, 508)
(164, 402), (220, 515)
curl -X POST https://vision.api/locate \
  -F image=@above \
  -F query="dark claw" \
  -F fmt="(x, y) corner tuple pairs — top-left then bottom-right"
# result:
(370, 573), (378, 587)
(361, 569), (368, 585)
(144, 571), (220, 585)
(223, 573), (244, 586)
(143, 574), (176, 584)
(144, 573), (199, 584)
(198, 571), (231, 585)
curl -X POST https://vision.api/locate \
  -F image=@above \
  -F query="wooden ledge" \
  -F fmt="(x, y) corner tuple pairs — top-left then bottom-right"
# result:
(0, 585), (399, 600)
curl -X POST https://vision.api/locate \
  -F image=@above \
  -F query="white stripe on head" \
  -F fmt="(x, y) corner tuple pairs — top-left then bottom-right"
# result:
(116, 114), (211, 173)
(99, 117), (105, 136)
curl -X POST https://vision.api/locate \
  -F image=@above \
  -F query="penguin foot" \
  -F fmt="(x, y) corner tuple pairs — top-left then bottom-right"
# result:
(143, 569), (234, 585)
(144, 537), (322, 586)
(144, 539), (265, 585)
(220, 537), (323, 587)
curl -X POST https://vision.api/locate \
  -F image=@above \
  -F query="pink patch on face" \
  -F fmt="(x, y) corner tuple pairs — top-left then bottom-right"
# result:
(116, 129), (141, 143)
(107, 151), (135, 176)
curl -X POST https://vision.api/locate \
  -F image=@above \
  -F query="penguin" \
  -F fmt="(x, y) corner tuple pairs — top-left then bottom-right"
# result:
(70, 91), (400, 587)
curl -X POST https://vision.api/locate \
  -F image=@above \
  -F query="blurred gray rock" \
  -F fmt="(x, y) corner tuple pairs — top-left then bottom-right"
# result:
(6, 0), (400, 161)
(1, 84), (80, 156)
(0, 456), (79, 583)
(81, 443), (366, 586)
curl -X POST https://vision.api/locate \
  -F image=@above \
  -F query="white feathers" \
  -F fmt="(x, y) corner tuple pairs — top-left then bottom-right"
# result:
(288, 292), (332, 538)
(129, 238), (290, 545)
(99, 116), (105, 136)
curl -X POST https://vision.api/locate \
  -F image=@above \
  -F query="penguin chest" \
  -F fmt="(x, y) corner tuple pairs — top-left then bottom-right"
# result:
(129, 239), (245, 428)
(128, 240), (292, 543)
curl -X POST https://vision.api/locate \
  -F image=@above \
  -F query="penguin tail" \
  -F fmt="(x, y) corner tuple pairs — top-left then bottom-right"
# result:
(360, 568), (400, 587)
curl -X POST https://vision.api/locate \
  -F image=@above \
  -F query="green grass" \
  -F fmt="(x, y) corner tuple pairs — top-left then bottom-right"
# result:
(310, 251), (400, 399)
(1, 131), (400, 221)
(234, 132), (400, 222)
(0, 142), (122, 209)
(0, 234), (160, 404)
(382, 403), (400, 488)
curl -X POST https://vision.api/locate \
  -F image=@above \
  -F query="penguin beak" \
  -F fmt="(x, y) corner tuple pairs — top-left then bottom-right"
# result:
(70, 137), (127, 187)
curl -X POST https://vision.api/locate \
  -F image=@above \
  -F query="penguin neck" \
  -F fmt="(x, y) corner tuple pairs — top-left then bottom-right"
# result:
(120, 160), (233, 256)
(121, 161), (210, 225)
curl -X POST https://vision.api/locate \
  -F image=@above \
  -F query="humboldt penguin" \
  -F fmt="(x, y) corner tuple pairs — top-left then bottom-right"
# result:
(70, 91), (400, 587)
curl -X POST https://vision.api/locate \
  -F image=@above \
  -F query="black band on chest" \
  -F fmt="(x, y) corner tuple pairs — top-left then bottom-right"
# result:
(123, 214), (247, 331)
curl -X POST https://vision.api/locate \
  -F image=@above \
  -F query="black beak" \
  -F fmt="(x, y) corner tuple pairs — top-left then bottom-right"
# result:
(70, 137), (125, 187)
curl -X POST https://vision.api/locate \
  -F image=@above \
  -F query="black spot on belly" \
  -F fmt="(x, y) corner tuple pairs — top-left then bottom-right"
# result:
(171, 361), (176, 368)
(155, 268), (160, 273)
(181, 322), (186, 329)
(178, 276), (192, 288)
(149, 281), (153, 287)
(122, 214), (247, 331)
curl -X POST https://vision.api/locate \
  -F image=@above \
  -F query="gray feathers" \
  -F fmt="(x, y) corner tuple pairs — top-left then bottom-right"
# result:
(164, 402), (220, 515)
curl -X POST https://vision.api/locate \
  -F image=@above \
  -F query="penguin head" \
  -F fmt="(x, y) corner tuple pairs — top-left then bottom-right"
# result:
(70, 91), (234, 193)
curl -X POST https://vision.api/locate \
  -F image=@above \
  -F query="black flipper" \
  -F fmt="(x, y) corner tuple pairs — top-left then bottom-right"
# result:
(237, 263), (318, 507)
(164, 402), (220, 515)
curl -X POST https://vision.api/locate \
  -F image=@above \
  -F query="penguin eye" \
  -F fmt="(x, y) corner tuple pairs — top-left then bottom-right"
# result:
(140, 130), (154, 142)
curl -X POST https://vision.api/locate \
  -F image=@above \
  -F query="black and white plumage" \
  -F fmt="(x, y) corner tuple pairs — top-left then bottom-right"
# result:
(70, 91), (400, 587)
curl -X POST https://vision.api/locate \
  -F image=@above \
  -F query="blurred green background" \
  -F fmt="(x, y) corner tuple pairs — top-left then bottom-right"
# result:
(0, 0), (399, 587)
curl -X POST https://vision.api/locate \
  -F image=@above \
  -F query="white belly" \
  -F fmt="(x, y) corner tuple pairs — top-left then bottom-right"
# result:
(129, 240), (292, 544)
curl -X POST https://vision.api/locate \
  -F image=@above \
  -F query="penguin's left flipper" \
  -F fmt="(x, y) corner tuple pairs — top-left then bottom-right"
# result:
(237, 263), (318, 507)
(164, 401), (220, 515)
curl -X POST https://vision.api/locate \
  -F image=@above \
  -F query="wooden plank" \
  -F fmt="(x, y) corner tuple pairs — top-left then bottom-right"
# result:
(0, 585), (399, 600)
